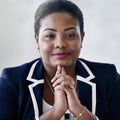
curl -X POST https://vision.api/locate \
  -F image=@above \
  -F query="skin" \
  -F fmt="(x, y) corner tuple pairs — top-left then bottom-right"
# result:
(35, 12), (84, 78)
(35, 12), (96, 120)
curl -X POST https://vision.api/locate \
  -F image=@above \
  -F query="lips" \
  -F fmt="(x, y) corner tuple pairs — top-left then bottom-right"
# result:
(52, 52), (70, 59)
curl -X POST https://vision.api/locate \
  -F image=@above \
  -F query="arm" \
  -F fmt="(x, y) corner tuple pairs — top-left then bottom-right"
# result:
(109, 73), (120, 120)
(52, 66), (97, 120)
(0, 70), (18, 120)
(39, 66), (68, 120)
(39, 89), (67, 120)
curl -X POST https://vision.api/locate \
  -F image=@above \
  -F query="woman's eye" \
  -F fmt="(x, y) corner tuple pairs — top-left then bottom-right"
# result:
(45, 34), (55, 39)
(66, 33), (76, 39)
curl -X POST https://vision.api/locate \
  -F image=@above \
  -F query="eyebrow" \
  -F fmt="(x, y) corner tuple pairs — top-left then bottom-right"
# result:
(43, 27), (76, 32)
(43, 28), (57, 32)
(64, 27), (76, 31)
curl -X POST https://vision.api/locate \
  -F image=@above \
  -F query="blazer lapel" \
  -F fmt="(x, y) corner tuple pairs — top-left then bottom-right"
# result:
(76, 60), (96, 114)
(26, 60), (45, 120)
(25, 58), (97, 119)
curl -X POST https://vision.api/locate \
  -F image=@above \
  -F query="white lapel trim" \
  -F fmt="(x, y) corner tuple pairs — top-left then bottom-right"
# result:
(26, 60), (44, 120)
(26, 59), (96, 119)
(77, 60), (96, 114)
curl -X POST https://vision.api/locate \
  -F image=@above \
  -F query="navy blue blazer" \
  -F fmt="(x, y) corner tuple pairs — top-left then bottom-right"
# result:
(0, 58), (120, 120)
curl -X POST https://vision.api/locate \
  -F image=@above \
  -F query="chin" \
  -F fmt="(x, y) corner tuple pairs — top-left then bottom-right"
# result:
(54, 61), (73, 67)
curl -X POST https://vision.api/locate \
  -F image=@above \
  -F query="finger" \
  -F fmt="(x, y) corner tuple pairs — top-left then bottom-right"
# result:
(52, 74), (70, 87)
(52, 66), (66, 84)
(51, 75), (59, 83)
(61, 67), (66, 74)
(54, 84), (64, 91)
(52, 76), (74, 89)
(51, 65), (62, 83)
(52, 74), (75, 87)
(64, 75), (75, 86)
(55, 65), (62, 75)
(61, 80), (74, 89)
(52, 76), (64, 87)
(61, 67), (75, 86)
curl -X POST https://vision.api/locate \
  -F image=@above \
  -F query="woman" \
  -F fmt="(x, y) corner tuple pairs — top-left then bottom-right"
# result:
(0, 0), (120, 120)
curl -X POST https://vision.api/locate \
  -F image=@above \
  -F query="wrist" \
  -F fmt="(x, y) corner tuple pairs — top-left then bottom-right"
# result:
(72, 104), (85, 118)
(72, 105), (97, 120)
(70, 103), (84, 118)
(52, 106), (65, 119)
(74, 106), (86, 120)
(39, 108), (63, 120)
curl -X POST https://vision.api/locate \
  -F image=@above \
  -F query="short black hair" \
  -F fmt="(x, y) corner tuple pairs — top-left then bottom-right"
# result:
(34, 0), (84, 36)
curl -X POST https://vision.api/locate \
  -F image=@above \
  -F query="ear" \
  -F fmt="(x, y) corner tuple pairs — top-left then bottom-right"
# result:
(81, 32), (85, 48)
(81, 32), (85, 43)
(35, 34), (40, 50)
(35, 34), (39, 44)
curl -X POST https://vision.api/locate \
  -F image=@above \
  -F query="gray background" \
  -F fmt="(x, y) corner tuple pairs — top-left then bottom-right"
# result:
(0, 0), (120, 74)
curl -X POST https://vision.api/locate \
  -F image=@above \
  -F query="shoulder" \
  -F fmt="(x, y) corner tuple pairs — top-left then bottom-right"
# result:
(77, 58), (120, 85)
(0, 58), (41, 78)
(78, 58), (120, 96)
(78, 58), (118, 73)
(0, 58), (42, 89)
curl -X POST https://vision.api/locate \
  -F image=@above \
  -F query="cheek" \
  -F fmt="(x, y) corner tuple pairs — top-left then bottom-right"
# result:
(38, 35), (53, 52)
(39, 41), (52, 55)
(71, 41), (82, 51)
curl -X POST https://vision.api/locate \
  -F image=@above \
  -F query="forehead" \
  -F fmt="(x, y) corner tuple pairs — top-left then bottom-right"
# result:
(40, 12), (79, 29)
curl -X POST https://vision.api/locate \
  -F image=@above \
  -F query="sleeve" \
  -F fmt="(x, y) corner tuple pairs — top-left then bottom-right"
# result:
(0, 69), (18, 120)
(108, 66), (120, 120)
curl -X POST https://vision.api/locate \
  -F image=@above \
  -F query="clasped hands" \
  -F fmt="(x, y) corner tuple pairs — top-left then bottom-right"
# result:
(51, 65), (83, 119)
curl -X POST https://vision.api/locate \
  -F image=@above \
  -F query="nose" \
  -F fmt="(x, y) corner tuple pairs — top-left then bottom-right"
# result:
(54, 36), (67, 49)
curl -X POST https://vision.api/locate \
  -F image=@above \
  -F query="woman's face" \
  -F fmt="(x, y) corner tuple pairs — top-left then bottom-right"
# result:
(35, 12), (84, 69)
